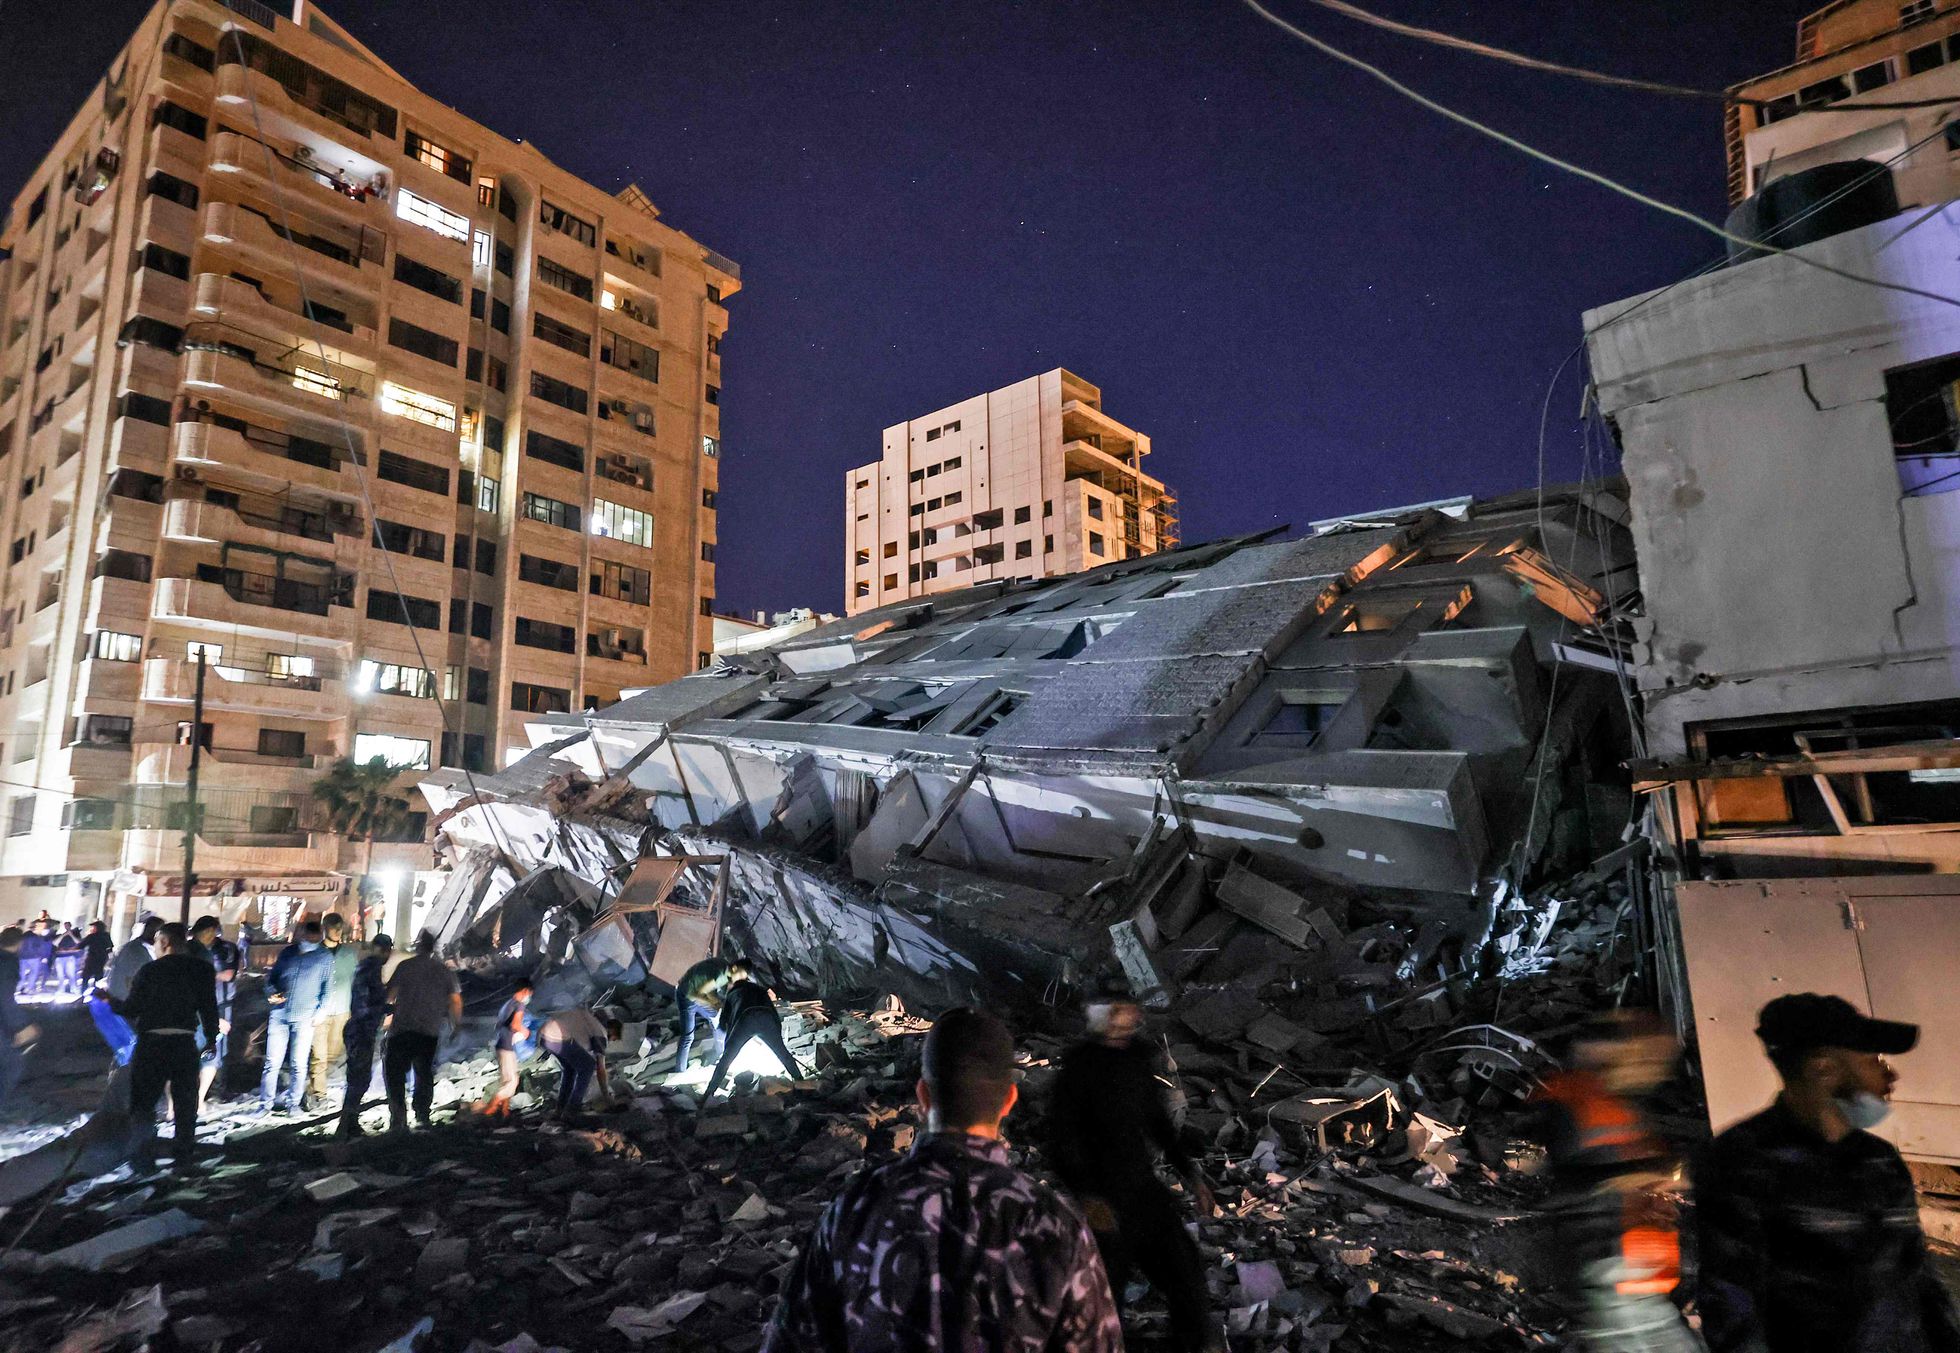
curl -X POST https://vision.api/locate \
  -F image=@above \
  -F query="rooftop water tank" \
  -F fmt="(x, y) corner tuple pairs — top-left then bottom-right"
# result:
(1723, 159), (1899, 264)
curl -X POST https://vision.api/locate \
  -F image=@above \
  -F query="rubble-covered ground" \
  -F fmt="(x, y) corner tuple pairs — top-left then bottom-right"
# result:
(3, 885), (1954, 1353)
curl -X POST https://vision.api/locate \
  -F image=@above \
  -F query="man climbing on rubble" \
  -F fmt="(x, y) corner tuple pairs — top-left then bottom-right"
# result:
(702, 971), (804, 1101)
(764, 1006), (1123, 1353)
(670, 952), (736, 1079)
(481, 978), (535, 1117)
(306, 912), (359, 1111)
(1532, 1010), (1698, 1352)
(383, 931), (460, 1131)
(336, 933), (392, 1139)
(538, 1005), (614, 1120)
(1046, 983), (1223, 1353)
(1694, 993), (1960, 1353)
(110, 922), (219, 1171)
(260, 920), (333, 1115)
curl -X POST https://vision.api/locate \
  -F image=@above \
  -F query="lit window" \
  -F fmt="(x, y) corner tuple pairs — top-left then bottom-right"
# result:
(266, 653), (315, 681)
(472, 228), (492, 269)
(395, 188), (469, 241)
(590, 498), (654, 547)
(351, 732), (431, 769)
(354, 660), (435, 698)
(92, 631), (141, 662)
(292, 366), (344, 400)
(702, 435), (719, 458)
(381, 381), (457, 431)
(404, 130), (471, 182)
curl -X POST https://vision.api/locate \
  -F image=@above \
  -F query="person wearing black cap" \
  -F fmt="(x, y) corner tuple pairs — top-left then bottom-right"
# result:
(1694, 992), (1960, 1353)
(1046, 982), (1222, 1353)
(763, 1007), (1121, 1352)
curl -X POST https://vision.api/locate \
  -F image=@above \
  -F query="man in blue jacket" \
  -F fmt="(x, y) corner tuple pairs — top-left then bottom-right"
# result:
(259, 919), (333, 1115)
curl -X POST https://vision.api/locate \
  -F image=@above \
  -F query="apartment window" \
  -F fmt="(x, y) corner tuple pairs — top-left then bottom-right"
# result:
(1854, 59), (1896, 93)
(1885, 352), (1960, 493)
(526, 430), (585, 473)
(64, 799), (118, 831)
(511, 681), (571, 714)
(539, 200), (597, 246)
(118, 391), (172, 425)
(377, 449), (450, 496)
(1904, 0), (1939, 24)
(521, 491), (581, 531)
(380, 382), (458, 430)
(1907, 40), (1947, 76)
(92, 631), (141, 662)
(393, 254), (463, 304)
(702, 436), (720, 458)
(854, 548), (871, 566)
(472, 229), (492, 268)
(702, 488), (718, 509)
(701, 542), (717, 563)
(440, 731), (488, 772)
(591, 499), (654, 547)
(395, 188), (469, 241)
(265, 653), (315, 681)
(909, 503), (925, 517)
(371, 518), (446, 561)
(596, 451), (653, 489)
(388, 318), (459, 367)
(944, 491), (962, 506)
(355, 659), (435, 698)
(534, 311), (591, 357)
(519, 553), (580, 591)
(698, 597), (715, 617)
(153, 100), (207, 139)
(77, 714), (132, 746)
(366, 589), (443, 629)
(591, 560), (652, 605)
(7, 797), (33, 836)
(404, 129), (472, 183)
(145, 170), (198, 209)
(475, 474), (501, 513)
(467, 539), (497, 574)
(514, 616), (577, 653)
(530, 370), (588, 414)
(1044, 534), (1054, 552)
(494, 242), (514, 276)
(587, 625), (647, 661)
(1013, 505), (1031, 525)
(943, 457), (961, 470)
(600, 330), (659, 382)
(258, 728), (306, 759)
(351, 733), (430, 770)
(448, 599), (494, 640)
(857, 582), (872, 598)
(706, 385), (720, 405)
(1015, 540), (1033, 559)
(137, 242), (191, 279)
(163, 32), (215, 69)
(537, 257), (594, 302)
(118, 315), (183, 352)
(1088, 498), (1104, 520)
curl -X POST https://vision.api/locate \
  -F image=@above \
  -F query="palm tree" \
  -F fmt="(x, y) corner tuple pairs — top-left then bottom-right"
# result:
(312, 756), (415, 924)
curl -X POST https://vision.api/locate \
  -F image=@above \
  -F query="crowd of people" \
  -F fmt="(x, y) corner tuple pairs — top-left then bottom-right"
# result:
(3, 913), (114, 1000)
(4, 908), (1959, 1352)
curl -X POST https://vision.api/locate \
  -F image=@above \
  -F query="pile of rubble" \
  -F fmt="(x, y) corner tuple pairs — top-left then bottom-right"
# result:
(0, 863), (1640, 1353)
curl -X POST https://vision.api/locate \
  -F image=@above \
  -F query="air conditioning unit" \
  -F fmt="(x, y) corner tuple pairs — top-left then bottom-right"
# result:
(608, 398), (630, 413)
(292, 144), (315, 163)
(632, 412), (654, 432)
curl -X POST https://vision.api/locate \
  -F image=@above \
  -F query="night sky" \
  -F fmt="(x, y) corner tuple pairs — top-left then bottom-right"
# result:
(0, 0), (1820, 618)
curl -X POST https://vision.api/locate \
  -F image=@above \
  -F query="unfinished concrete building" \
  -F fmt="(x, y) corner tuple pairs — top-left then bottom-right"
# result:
(419, 490), (1635, 1022)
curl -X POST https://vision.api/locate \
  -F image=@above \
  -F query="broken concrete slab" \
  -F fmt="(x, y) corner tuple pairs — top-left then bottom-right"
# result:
(42, 1208), (202, 1272)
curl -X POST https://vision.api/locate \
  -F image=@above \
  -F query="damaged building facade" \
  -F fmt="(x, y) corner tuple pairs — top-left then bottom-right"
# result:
(1587, 0), (1960, 1163)
(419, 490), (1636, 1031)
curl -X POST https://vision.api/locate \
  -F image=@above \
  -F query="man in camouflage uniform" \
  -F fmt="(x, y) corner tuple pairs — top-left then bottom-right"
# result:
(763, 1007), (1121, 1353)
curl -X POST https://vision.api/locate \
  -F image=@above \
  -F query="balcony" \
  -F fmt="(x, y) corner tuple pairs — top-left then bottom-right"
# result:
(98, 498), (162, 556)
(162, 493), (362, 558)
(183, 340), (371, 423)
(215, 61), (382, 148)
(86, 574), (152, 628)
(123, 827), (343, 876)
(146, 122), (204, 179)
(192, 273), (376, 359)
(173, 420), (355, 497)
(150, 576), (356, 646)
(143, 656), (347, 719)
(136, 742), (335, 785)
(207, 130), (384, 231)
(200, 200), (384, 292)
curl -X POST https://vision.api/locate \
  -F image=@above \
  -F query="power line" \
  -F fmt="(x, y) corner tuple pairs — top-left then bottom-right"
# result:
(1240, 0), (1960, 312)
(1283, 0), (1960, 113)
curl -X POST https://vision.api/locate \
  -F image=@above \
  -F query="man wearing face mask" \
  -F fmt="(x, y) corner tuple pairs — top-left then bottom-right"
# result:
(1694, 993), (1960, 1353)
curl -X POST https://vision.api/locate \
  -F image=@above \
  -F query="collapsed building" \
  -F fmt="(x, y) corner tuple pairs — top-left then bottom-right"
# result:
(416, 488), (1642, 1025)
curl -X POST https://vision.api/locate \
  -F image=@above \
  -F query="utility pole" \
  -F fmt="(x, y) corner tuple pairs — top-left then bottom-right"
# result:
(179, 649), (208, 926)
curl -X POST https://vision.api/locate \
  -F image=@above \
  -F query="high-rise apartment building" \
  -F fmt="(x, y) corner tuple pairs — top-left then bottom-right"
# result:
(0, 0), (736, 924)
(843, 369), (1176, 615)
(1725, 0), (1960, 207)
